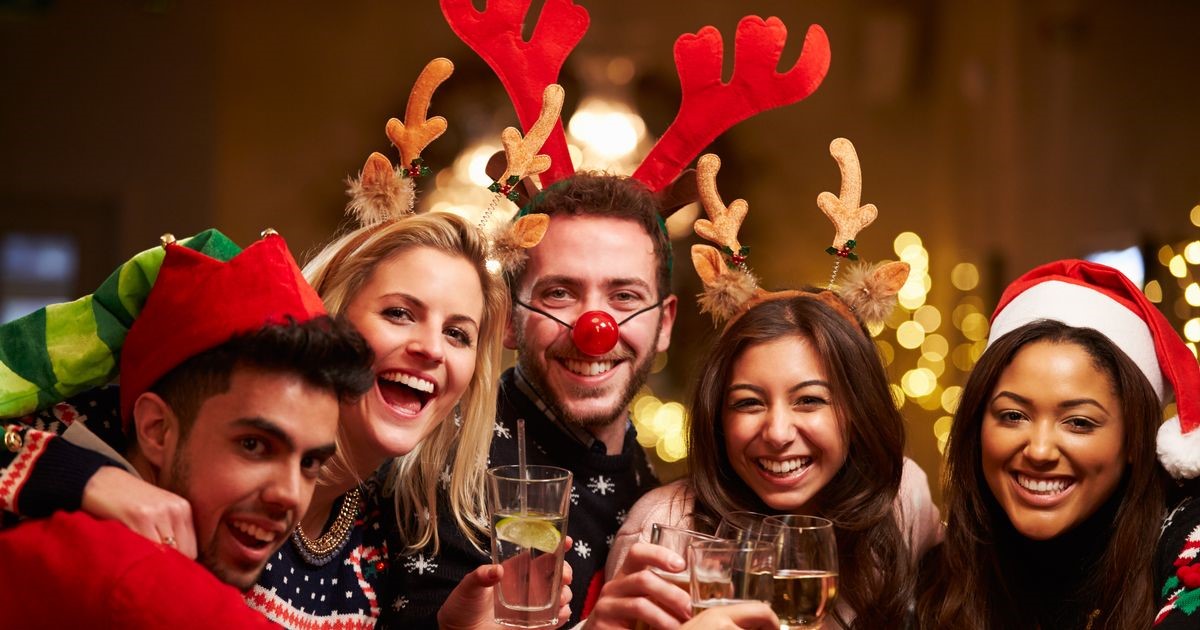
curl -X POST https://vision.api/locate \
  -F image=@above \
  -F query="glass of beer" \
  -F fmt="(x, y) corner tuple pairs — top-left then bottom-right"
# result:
(760, 515), (838, 630)
(687, 539), (774, 614)
(487, 465), (573, 628)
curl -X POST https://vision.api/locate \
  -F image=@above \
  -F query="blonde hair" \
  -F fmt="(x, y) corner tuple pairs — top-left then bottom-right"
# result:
(304, 212), (506, 551)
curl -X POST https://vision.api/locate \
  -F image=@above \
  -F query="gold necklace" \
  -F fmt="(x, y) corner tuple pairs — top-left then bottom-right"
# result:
(292, 487), (361, 565)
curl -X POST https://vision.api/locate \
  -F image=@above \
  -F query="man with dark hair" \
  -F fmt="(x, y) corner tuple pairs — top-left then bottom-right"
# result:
(389, 173), (675, 626)
(0, 231), (375, 626)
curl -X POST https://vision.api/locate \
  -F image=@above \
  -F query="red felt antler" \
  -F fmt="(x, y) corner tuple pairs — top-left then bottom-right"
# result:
(632, 16), (832, 193)
(440, 0), (588, 185)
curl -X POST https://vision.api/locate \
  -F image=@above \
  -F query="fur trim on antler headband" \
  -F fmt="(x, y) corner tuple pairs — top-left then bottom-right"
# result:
(346, 153), (414, 226)
(836, 261), (910, 327)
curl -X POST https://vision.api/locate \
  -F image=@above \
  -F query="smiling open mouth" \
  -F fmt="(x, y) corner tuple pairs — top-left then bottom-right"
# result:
(378, 371), (436, 414)
(756, 456), (813, 477)
(1013, 473), (1075, 496)
(228, 519), (281, 550)
(561, 358), (618, 377)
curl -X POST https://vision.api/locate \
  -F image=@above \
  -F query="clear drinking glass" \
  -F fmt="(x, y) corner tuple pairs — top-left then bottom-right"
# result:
(629, 523), (723, 630)
(487, 465), (573, 628)
(760, 515), (839, 630)
(714, 510), (771, 543)
(688, 539), (775, 614)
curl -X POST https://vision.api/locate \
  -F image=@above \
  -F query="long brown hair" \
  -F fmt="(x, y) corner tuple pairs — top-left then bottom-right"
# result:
(916, 320), (1166, 628)
(688, 294), (911, 628)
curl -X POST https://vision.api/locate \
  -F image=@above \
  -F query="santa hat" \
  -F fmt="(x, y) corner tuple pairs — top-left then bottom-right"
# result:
(988, 259), (1200, 479)
(119, 231), (327, 422)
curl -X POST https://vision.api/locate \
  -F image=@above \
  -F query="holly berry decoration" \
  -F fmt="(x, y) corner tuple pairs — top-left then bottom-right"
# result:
(825, 239), (859, 260)
(402, 157), (432, 179)
(572, 311), (619, 356)
(489, 175), (522, 202)
(720, 245), (751, 269)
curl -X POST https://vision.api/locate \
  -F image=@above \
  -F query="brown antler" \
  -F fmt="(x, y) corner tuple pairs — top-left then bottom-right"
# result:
(440, 0), (587, 184)
(496, 84), (564, 185)
(693, 154), (748, 253)
(633, 16), (831, 193)
(385, 58), (454, 168)
(817, 137), (878, 249)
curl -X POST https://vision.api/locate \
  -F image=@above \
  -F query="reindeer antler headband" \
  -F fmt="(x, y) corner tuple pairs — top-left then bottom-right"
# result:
(338, 57), (565, 277)
(691, 138), (909, 332)
(441, 0), (832, 214)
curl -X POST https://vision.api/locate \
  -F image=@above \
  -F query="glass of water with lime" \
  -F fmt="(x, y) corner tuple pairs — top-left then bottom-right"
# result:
(487, 465), (573, 628)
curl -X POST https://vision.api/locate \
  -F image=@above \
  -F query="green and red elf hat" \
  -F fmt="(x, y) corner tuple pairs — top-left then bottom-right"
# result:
(0, 230), (240, 419)
(119, 230), (327, 422)
(987, 259), (1200, 480)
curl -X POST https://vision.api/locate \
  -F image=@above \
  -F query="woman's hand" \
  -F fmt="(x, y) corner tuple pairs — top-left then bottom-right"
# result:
(583, 542), (692, 630)
(81, 466), (196, 558)
(680, 602), (779, 630)
(438, 539), (575, 630)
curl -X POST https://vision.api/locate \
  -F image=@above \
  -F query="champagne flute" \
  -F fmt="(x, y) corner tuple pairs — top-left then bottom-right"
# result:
(760, 515), (838, 630)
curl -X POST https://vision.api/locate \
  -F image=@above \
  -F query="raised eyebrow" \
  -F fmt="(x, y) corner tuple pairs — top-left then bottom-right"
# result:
(991, 391), (1031, 406)
(379, 292), (425, 311)
(788, 380), (832, 394)
(231, 417), (295, 451)
(1058, 398), (1110, 414)
(727, 383), (765, 396)
(305, 443), (338, 462)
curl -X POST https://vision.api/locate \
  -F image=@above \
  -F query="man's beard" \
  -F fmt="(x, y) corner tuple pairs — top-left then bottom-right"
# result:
(517, 313), (663, 429)
(163, 451), (258, 591)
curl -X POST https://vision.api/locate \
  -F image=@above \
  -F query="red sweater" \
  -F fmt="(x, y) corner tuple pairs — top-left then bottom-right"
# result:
(0, 511), (277, 629)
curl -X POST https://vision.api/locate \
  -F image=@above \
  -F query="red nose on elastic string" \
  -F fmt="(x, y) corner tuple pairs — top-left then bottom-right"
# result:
(572, 310), (619, 357)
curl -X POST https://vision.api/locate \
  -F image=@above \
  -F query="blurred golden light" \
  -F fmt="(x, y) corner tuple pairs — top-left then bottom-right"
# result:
(606, 57), (636, 85)
(951, 263), (980, 291)
(914, 305), (942, 332)
(568, 97), (646, 160)
(653, 402), (686, 436)
(961, 313), (990, 341)
(918, 388), (944, 411)
(1187, 283), (1200, 307)
(465, 143), (501, 187)
(902, 368), (937, 398)
(896, 321), (926, 349)
(951, 344), (974, 371)
(894, 232), (922, 256)
(1189, 343), (1198, 358)
(899, 244), (927, 264)
(937, 436), (948, 455)
(898, 287), (928, 310)
(1176, 299), (1192, 320)
(1185, 318), (1200, 343)
(886, 305), (908, 329)
(658, 432), (687, 462)
(933, 415), (954, 440)
(918, 354), (946, 377)
(1160, 245), (1177, 266)
(889, 384), (906, 409)
(923, 274), (933, 292)
(867, 320), (886, 337)
(876, 339), (895, 366)
(1186, 242), (1200, 265)
(1165, 402), (1179, 422)
(952, 304), (978, 328)
(1171, 255), (1188, 278)
(922, 334), (950, 358)
(941, 386), (963, 413)
(1192, 205), (1200, 228)
(969, 340), (989, 362)
(1145, 280), (1163, 303)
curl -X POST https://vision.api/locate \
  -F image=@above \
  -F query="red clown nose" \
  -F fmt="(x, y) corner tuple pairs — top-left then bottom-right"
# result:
(572, 310), (619, 356)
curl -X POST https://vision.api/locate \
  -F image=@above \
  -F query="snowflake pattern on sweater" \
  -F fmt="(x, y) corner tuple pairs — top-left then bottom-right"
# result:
(379, 368), (658, 628)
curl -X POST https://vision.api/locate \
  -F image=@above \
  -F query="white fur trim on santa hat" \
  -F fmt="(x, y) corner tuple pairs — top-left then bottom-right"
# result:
(988, 280), (1165, 401)
(1158, 415), (1200, 479)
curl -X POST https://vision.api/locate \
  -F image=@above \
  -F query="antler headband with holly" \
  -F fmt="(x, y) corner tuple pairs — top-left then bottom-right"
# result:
(441, 0), (831, 214)
(340, 57), (561, 275)
(691, 138), (909, 331)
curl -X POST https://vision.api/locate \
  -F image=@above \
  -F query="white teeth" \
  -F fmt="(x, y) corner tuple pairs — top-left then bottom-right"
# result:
(564, 359), (614, 376)
(756, 457), (812, 474)
(232, 521), (276, 543)
(380, 372), (435, 393)
(1015, 474), (1072, 495)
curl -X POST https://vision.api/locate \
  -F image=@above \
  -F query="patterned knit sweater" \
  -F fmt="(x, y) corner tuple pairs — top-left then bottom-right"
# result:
(1156, 495), (1200, 627)
(379, 367), (659, 628)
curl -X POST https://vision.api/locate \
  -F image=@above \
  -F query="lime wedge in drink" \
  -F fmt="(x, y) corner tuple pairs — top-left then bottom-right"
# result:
(495, 516), (562, 553)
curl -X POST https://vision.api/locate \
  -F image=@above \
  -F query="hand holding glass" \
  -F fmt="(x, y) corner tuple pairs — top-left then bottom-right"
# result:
(761, 515), (838, 630)
(688, 539), (774, 614)
(487, 465), (572, 628)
